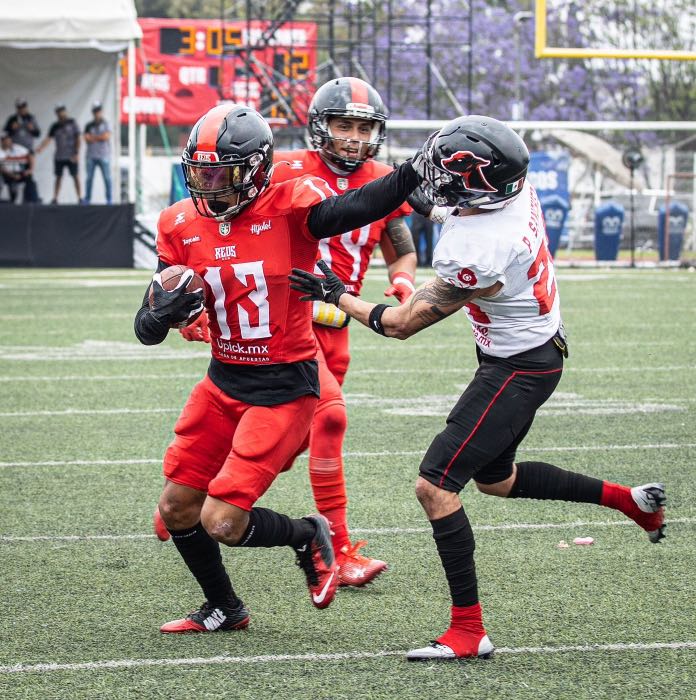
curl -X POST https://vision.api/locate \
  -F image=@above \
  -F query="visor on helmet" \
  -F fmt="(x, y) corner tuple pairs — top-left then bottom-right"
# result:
(182, 152), (267, 220)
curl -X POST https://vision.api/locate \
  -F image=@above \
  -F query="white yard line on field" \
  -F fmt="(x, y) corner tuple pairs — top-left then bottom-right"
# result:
(1, 443), (694, 469)
(0, 518), (693, 543)
(0, 374), (201, 382)
(0, 408), (179, 417)
(1, 641), (695, 674)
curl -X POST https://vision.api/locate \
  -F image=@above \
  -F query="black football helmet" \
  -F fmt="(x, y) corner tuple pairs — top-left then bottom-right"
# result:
(418, 115), (529, 209)
(182, 104), (273, 220)
(307, 77), (388, 172)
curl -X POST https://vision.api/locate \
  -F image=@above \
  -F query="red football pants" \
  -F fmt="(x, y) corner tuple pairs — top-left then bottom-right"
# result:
(283, 324), (352, 551)
(163, 374), (317, 511)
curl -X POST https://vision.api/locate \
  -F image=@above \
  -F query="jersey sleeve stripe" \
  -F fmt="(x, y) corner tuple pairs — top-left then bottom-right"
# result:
(305, 177), (337, 200)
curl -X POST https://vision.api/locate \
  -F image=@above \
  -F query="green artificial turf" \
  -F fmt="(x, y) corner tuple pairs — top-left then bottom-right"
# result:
(0, 267), (694, 699)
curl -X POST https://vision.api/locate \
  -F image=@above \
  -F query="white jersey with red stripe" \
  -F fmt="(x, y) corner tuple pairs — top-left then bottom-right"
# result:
(272, 149), (411, 294)
(432, 181), (561, 358)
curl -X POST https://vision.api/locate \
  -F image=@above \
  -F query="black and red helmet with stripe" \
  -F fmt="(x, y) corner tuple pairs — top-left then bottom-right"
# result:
(307, 77), (388, 173)
(418, 115), (529, 209)
(182, 104), (273, 220)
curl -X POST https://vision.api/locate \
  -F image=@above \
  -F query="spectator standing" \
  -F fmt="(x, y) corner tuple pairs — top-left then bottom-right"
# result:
(83, 102), (113, 204)
(4, 99), (41, 152)
(0, 131), (39, 203)
(37, 105), (81, 204)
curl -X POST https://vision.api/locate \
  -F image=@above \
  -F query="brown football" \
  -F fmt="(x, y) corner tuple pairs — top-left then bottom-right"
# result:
(149, 265), (206, 328)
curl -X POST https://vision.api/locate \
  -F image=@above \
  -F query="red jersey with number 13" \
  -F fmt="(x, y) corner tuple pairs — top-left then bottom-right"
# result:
(273, 150), (412, 294)
(156, 175), (336, 365)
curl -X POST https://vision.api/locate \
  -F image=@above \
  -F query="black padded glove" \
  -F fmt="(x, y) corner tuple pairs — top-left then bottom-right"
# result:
(289, 260), (346, 306)
(407, 184), (435, 217)
(149, 270), (204, 327)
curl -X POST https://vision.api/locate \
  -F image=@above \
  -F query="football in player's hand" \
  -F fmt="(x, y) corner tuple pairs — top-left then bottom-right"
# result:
(149, 265), (206, 328)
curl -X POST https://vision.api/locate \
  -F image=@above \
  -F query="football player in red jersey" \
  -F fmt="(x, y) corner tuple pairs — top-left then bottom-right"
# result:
(134, 103), (422, 633)
(170, 78), (417, 587)
(270, 78), (417, 587)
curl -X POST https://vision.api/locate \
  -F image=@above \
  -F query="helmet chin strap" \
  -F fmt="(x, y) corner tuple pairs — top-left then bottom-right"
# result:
(317, 148), (356, 175)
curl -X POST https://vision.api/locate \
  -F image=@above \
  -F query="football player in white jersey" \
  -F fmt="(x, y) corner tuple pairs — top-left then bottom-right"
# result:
(289, 115), (666, 662)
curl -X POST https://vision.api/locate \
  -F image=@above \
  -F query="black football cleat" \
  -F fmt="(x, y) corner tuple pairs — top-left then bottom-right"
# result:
(160, 599), (250, 634)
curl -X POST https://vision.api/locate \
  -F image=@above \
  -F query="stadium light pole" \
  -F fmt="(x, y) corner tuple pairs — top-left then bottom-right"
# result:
(513, 11), (533, 121)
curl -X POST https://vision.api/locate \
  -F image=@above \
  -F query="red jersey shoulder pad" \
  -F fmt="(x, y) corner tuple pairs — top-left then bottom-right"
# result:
(292, 174), (338, 207)
(251, 175), (336, 217)
(157, 198), (198, 238)
(272, 149), (312, 183)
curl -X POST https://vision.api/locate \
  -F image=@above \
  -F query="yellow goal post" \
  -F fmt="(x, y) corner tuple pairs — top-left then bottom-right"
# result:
(535, 0), (696, 61)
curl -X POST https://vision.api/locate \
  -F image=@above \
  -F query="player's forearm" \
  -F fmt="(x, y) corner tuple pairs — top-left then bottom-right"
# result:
(337, 293), (419, 340)
(387, 252), (417, 284)
(133, 288), (169, 345)
(308, 161), (419, 239)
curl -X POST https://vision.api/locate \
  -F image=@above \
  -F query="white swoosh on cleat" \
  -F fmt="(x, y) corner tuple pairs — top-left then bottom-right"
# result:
(312, 572), (336, 605)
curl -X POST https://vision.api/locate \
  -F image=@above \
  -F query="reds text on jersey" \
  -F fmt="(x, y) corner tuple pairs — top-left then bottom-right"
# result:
(273, 150), (411, 294)
(156, 176), (335, 365)
(432, 181), (561, 358)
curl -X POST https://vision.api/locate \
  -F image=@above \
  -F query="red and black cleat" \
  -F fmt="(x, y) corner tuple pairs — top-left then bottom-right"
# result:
(160, 600), (250, 634)
(630, 483), (666, 543)
(294, 514), (339, 609)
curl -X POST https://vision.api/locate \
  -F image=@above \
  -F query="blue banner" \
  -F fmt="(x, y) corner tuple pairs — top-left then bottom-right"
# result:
(527, 152), (569, 201)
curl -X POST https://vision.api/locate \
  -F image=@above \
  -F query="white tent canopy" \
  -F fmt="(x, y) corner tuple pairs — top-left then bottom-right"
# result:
(0, 1), (141, 204)
(0, 0), (141, 47)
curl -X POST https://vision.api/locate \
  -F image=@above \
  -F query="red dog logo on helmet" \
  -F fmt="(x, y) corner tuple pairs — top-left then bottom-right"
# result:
(441, 151), (496, 193)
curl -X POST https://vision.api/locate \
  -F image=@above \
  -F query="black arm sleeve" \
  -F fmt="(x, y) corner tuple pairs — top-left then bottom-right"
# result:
(134, 288), (169, 346)
(133, 260), (170, 346)
(307, 160), (419, 240)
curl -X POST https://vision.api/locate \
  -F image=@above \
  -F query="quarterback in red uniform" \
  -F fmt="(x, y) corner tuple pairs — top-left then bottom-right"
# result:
(272, 78), (417, 586)
(134, 103), (421, 633)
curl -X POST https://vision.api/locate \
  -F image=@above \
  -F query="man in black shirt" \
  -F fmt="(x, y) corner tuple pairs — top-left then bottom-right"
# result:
(36, 105), (81, 204)
(3, 99), (41, 152)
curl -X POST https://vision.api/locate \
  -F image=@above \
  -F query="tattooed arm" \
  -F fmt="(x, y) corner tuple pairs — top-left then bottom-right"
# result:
(337, 276), (503, 339)
(381, 217), (417, 303)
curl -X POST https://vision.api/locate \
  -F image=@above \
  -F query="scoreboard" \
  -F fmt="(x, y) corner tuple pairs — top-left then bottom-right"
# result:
(120, 18), (317, 126)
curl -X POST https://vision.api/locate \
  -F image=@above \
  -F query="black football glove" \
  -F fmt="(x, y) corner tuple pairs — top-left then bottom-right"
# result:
(289, 260), (346, 306)
(407, 184), (435, 217)
(149, 269), (204, 327)
(409, 147), (427, 184)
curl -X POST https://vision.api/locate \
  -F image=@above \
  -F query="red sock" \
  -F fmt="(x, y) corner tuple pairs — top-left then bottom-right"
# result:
(308, 456), (350, 553)
(600, 481), (662, 531)
(436, 603), (487, 656)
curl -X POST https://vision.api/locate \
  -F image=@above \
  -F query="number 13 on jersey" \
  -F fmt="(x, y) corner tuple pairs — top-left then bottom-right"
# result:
(204, 261), (271, 340)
